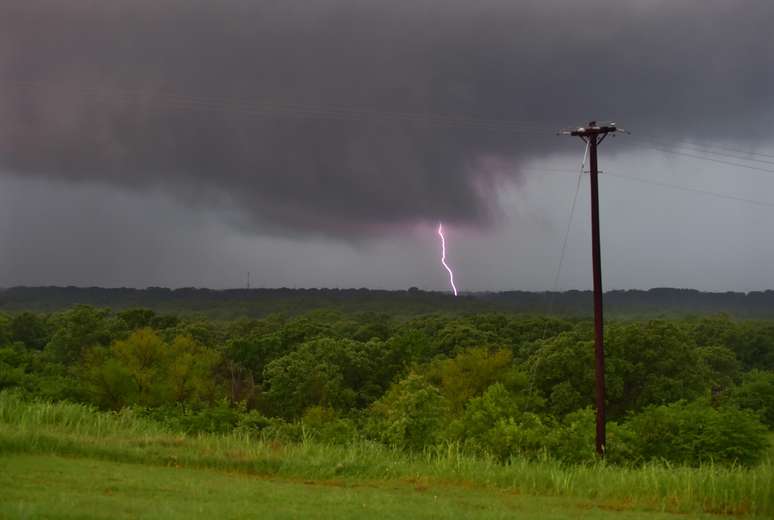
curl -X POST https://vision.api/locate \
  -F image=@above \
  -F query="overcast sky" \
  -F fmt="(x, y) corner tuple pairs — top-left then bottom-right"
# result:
(1, 0), (773, 291)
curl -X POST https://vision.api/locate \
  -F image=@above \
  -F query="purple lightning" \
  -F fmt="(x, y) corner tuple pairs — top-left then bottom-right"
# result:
(437, 222), (458, 296)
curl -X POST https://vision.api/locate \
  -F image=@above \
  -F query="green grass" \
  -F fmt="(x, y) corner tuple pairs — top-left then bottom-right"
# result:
(0, 454), (733, 519)
(0, 393), (772, 518)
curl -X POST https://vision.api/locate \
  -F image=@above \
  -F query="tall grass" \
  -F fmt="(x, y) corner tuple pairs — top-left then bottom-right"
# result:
(1, 391), (771, 516)
(0, 391), (168, 437)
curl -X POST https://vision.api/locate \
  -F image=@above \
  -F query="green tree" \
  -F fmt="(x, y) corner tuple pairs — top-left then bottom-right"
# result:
(84, 329), (221, 409)
(530, 321), (710, 418)
(263, 338), (386, 418)
(9, 312), (49, 350)
(690, 315), (737, 349)
(731, 370), (774, 428)
(528, 329), (595, 416)
(166, 335), (221, 403)
(0, 343), (29, 391)
(382, 328), (433, 364)
(426, 347), (525, 412)
(604, 321), (706, 417)
(117, 308), (156, 330)
(450, 383), (555, 462)
(627, 400), (768, 466)
(503, 315), (575, 361)
(227, 332), (286, 381)
(110, 328), (168, 405)
(431, 322), (498, 357)
(696, 345), (740, 393)
(728, 322), (774, 370)
(46, 306), (123, 363)
(280, 315), (335, 347)
(368, 373), (449, 451)
(83, 349), (139, 410)
(0, 313), (11, 346)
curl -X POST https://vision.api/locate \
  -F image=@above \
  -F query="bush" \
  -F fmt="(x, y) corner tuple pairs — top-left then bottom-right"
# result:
(543, 408), (637, 465)
(451, 383), (558, 462)
(367, 373), (448, 451)
(544, 408), (597, 464)
(626, 400), (768, 466)
(731, 370), (774, 428)
(301, 406), (360, 444)
(141, 399), (242, 434)
(234, 409), (273, 435)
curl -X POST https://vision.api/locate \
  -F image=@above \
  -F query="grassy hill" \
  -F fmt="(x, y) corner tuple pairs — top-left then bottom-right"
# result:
(0, 393), (771, 519)
(1, 454), (736, 519)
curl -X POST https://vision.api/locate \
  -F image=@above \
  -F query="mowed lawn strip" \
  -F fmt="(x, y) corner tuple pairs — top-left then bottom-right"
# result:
(0, 454), (733, 520)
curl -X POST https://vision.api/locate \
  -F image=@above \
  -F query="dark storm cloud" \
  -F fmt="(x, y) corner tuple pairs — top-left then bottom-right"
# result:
(1, 0), (773, 236)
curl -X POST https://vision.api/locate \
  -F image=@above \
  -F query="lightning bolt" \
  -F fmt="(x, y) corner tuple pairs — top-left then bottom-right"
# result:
(437, 222), (458, 296)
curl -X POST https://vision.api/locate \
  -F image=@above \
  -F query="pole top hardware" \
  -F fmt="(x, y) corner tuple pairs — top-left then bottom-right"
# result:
(557, 121), (628, 137)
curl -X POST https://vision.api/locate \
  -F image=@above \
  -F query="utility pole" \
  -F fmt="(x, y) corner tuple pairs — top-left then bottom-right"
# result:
(559, 121), (623, 457)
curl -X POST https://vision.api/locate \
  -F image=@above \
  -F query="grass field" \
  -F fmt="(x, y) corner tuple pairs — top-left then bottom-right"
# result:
(0, 454), (740, 519)
(0, 393), (772, 519)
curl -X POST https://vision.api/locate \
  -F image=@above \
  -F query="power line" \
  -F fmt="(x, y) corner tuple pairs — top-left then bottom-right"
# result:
(5, 79), (774, 212)
(6, 80), (774, 161)
(635, 143), (774, 175)
(634, 136), (774, 166)
(606, 173), (774, 209)
(541, 142), (588, 339)
(2, 78), (555, 135)
(635, 132), (774, 160)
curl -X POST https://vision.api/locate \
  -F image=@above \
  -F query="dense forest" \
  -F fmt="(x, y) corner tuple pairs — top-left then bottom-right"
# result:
(2, 303), (773, 467)
(3, 286), (774, 318)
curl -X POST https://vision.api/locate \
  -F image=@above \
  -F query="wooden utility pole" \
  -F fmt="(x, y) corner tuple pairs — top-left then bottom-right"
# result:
(559, 121), (623, 457)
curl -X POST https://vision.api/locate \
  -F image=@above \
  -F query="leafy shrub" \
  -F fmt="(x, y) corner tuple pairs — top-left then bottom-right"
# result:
(83, 329), (221, 409)
(0, 345), (27, 390)
(425, 348), (526, 413)
(696, 345), (741, 391)
(450, 383), (556, 462)
(544, 408), (597, 464)
(543, 408), (637, 465)
(263, 337), (389, 418)
(0, 344), (81, 402)
(367, 373), (448, 451)
(626, 400), (768, 466)
(142, 399), (242, 434)
(234, 409), (273, 435)
(301, 406), (359, 444)
(730, 370), (774, 428)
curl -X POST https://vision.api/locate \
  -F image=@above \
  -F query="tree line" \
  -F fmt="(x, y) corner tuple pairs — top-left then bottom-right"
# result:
(1, 305), (772, 465)
(4, 286), (774, 318)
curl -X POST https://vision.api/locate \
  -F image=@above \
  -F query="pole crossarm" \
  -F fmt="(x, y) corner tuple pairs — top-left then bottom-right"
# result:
(569, 122), (620, 136)
(559, 121), (626, 147)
